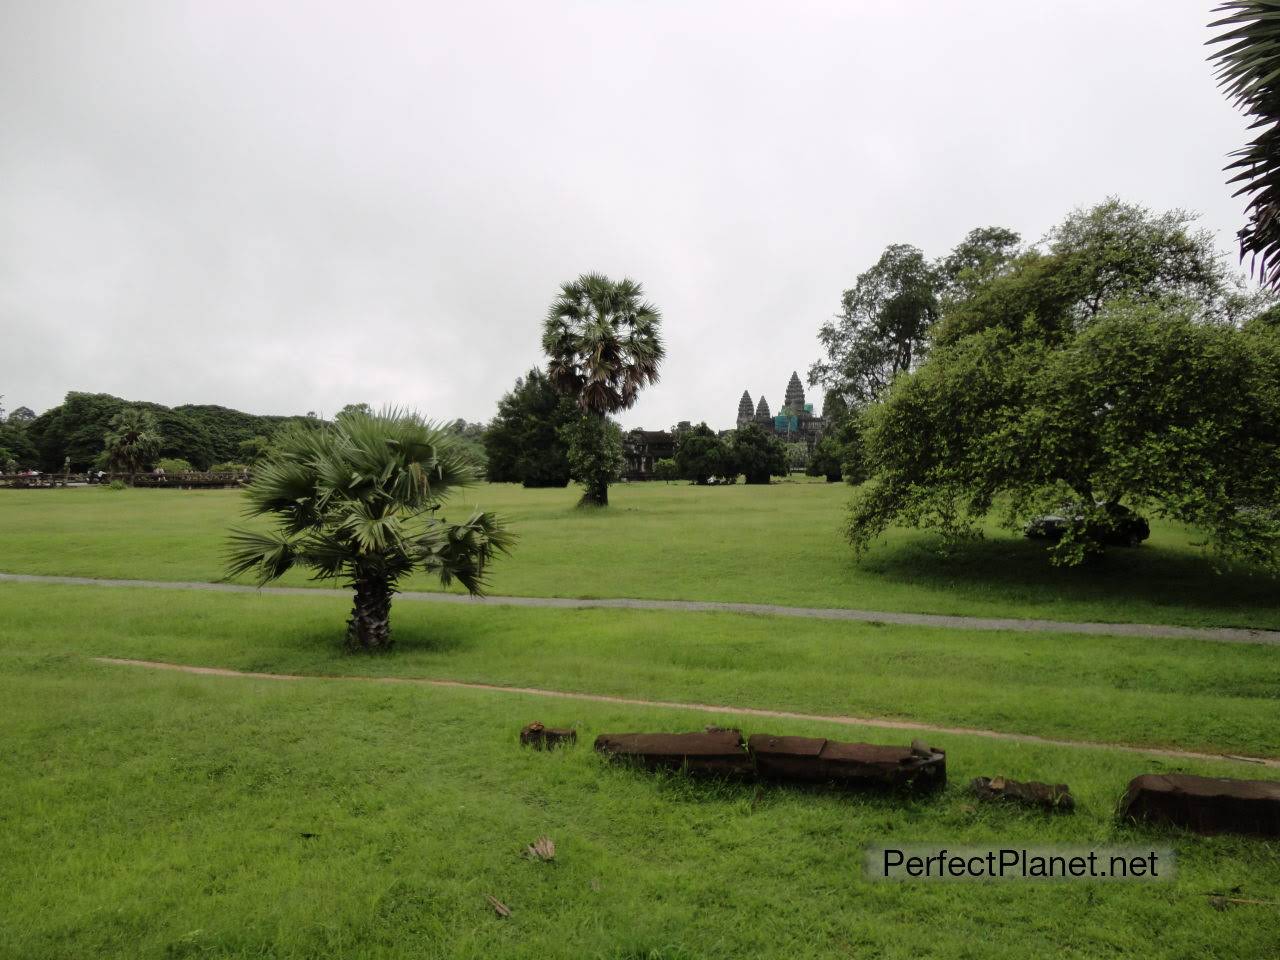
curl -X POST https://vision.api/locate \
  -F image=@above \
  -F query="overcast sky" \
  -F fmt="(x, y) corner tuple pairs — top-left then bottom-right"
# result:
(0, 0), (1257, 429)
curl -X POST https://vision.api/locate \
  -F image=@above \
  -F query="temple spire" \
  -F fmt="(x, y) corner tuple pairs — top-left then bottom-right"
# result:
(784, 371), (805, 412)
(737, 390), (754, 423)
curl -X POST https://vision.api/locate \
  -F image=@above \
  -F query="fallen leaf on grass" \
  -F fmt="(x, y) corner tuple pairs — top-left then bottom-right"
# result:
(524, 836), (556, 862)
(486, 894), (512, 918)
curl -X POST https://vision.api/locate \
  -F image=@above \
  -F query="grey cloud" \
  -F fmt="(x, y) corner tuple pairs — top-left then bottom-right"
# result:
(0, 0), (1255, 428)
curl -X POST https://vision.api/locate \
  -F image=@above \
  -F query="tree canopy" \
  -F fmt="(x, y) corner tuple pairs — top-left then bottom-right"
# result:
(843, 200), (1280, 569)
(733, 424), (789, 484)
(483, 369), (574, 487)
(674, 423), (732, 485)
(810, 244), (940, 406)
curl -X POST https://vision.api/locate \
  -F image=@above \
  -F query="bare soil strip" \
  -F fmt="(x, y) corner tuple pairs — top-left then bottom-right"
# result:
(4, 571), (1278, 645)
(93, 656), (1280, 768)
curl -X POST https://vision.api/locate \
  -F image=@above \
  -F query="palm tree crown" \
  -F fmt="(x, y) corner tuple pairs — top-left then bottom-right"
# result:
(542, 273), (665, 415)
(225, 409), (513, 651)
(1211, 1), (1280, 286)
(103, 407), (162, 475)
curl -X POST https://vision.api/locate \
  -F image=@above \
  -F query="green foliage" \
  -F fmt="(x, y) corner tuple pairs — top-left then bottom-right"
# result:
(0, 416), (37, 469)
(236, 436), (271, 465)
(225, 409), (513, 651)
(937, 226), (1022, 301)
(729, 424), (789, 484)
(1210, 2), (1280, 287)
(155, 458), (194, 473)
(810, 243), (941, 404)
(106, 479), (127, 491)
(210, 462), (248, 473)
(484, 368), (574, 487)
(674, 423), (732, 485)
(936, 200), (1252, 347)
(25, 392), (312, 471)
(652, 457), (679, 482)
(783, 441), (809, 472)
(335, 403), (373, 421)
(849, 303), (1280, 568)
(560, 413), (624, 505)
(542, 273), (665, 505)
(103, 407), (162, 476)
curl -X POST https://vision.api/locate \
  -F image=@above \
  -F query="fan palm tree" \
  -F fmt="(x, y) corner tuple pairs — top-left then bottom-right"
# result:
(225, 409), (513, 652)
(103, 407), (162, 481)
(542, 273), (664, 505)
(1210, 2), (1280, 287)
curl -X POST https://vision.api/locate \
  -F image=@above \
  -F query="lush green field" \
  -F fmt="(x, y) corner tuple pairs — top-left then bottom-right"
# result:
(3, 582), (1277, 757)
(4, 483), (1279, 957)
(4, 644), (1279, 960)
(3, 482), (1279, 628)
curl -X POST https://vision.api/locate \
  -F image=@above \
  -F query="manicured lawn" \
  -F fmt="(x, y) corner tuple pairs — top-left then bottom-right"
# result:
(4, 646), (1279, 960)
(4, 582), (1278, 758)
(3, 482), (1280, 629)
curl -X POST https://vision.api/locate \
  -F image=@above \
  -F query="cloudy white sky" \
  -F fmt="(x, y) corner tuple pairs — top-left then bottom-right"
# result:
(0, 0), (1257, 429)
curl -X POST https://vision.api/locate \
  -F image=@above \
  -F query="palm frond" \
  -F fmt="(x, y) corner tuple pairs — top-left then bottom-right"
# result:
(1210, 1), (1280, 286)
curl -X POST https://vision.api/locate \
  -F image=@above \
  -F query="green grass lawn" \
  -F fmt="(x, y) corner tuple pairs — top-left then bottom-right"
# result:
(3, 481), (1280, 628)
(4, 582), (1278, 758)
(5, 483), (1279, 957)
(4, 646), (1279, 960)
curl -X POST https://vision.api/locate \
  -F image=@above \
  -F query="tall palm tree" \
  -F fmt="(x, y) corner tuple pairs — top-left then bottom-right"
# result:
(103, 407), (162, 481)
(1210, 2), (1280, 287)
(225, 409), (513, 652)
(542, 273), (664, 505)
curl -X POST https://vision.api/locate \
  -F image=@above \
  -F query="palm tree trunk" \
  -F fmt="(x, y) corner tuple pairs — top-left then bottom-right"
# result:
(346, 576), (392, 651)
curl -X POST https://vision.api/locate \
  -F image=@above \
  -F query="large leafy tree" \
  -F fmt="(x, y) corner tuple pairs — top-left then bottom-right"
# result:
(732, 424), (789, 484)
(849, 305), (1280, 568)
(1210, 2), (1280, 287)
(843, 200), (1280, 566)
(542, 273), (664, 505)
(226, 410), (513, 652)
(103, 407), (163, 478)
(484, 369), (575, 487)
(810, 244), (941, 405)
(674, 423), (732, 485)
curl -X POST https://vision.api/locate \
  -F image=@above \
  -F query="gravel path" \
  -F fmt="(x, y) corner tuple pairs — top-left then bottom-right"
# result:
(93, 656), (1279, 768)
(4, 571), (1278, 645)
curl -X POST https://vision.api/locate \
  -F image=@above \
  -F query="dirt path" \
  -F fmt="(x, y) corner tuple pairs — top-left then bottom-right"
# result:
(4, 571), (1278, 645)
(94, 656), (1279, 768)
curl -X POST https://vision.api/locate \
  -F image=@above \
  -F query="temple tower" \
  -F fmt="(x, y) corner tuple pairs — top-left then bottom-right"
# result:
(783, 371), (806, 413)
(755, 396), (771, 419)
(737, 390), (754, 425)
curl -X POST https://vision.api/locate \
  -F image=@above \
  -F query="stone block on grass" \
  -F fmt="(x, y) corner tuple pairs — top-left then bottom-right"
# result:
(748, 734), (946, 792)
(594, 730), (753, 777)
(520, 722), (577, 750)
(1120, 773), (1280, 837)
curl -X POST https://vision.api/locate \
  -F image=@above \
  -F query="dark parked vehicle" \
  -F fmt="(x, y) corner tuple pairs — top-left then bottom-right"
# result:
(1024, 502), (1150, 548)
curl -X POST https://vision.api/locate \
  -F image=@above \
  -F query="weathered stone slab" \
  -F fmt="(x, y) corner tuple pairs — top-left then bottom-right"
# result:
(971, 776), (1074, 812)
(748, 734), (946, 792)
(1120, 773), (1280, 837)
(519, 722), (576, 750)
(594, 730), (753, 777)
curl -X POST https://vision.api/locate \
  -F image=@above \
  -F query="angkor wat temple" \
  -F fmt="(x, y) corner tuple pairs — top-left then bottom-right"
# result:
(623, 370), (827, 480)
(735, 371), (825, 450)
